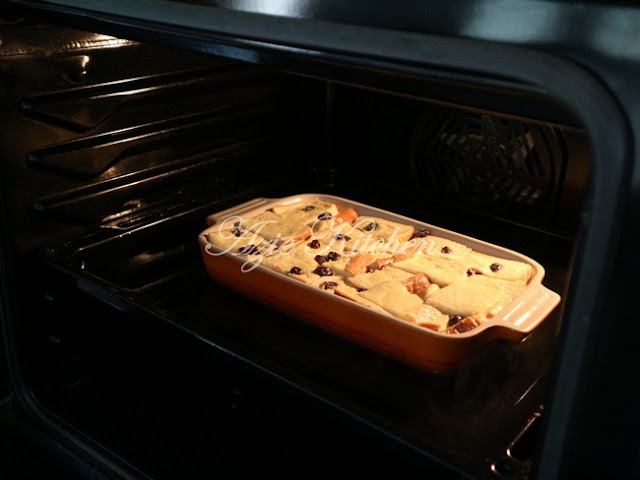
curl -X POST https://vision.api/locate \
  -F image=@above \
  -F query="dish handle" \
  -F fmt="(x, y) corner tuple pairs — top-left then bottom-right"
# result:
(491, 283), (561, 340)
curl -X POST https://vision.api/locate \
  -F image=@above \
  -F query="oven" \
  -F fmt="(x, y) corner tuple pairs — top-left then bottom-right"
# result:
(0, 1), (639, 479)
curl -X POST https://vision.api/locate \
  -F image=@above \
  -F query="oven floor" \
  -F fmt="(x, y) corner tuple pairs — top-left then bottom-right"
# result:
(0, 413), (108, 480)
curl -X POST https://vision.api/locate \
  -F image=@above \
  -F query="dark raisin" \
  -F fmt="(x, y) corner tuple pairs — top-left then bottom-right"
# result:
(441, 246), (452, 254)
(411, 229), (430, 239)
(326, 251), (341, 261)
(265, 208), (274, 213)
(454, 321), (477, 333)
(314, 255), (327, 265)
(334, 234), (351, 241)
(303, 205), (316, 211)
(447, 315), (464, 327)
(317, 212), (332, 220)
(238, 245), (262, 255)
(290, 267), (303, 275)
(313, 266), (334, 277)
(467, 268), (482, 276)
(363, 222), (378, 232)
(366, 265), (377, 273)
(232, 227), (244, 237)
(490, 263), (503, 272)
(308, 239), (321, 249)
(319, 281), (338, 290)
(356, 288), (367, 292)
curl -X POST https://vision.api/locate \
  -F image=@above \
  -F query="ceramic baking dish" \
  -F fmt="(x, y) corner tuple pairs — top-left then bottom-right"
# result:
(198, 193), (561, 372)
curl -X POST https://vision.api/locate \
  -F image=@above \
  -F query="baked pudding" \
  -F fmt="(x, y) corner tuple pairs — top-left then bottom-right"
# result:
(204, 198), (534, 334)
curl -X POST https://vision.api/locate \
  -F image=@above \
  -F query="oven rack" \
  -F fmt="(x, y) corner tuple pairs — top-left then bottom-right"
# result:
(37, 186), (571, 480)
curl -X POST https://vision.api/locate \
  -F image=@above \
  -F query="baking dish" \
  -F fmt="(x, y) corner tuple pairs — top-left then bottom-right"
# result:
(198, 193), (561, 372)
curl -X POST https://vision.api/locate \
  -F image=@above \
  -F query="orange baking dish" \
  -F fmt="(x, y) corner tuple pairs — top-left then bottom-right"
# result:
(198, 194), (561, 372)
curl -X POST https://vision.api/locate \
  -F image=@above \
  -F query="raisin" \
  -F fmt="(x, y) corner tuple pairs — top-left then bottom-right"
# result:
(319, 281), (338, 290)
(467, 268), (482, 276)
(313, 266), (334, 277)
(265, 208), (274, 213)
(317, 212), (332, 220)
(411, 229), (430, 239)
(308, 239), (321, 249)
(238, 245), (262, 255)
(334, 234), (351, 241)
(314, 255), (327, 265)
(363, 222), (378, 232)
(290, 267), (303, 275)
(303, 205), (316, 211)
(326, 251), (341, 261)
(441, 246), (452, 254)
(366, 265), (377, 273)
(447, 315), (464, 327)
(356, 288), (367, 292)
(454, 321), (477, 333)
(232, 227), (244, 237)
(490, 263), (502, 272)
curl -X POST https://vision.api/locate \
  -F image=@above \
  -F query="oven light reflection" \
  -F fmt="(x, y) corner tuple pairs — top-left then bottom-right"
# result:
(460, 1), (565, 43)
(219, 0), (312, 17)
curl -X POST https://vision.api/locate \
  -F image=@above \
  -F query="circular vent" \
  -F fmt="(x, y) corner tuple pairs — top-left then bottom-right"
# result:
(410, 106), (567, 221)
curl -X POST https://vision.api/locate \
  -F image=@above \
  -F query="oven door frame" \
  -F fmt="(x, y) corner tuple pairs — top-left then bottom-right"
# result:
(1, 1), (638, 479)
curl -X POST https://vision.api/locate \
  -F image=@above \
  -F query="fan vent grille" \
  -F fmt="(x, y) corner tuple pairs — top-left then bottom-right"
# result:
(411, 106), (567, 220)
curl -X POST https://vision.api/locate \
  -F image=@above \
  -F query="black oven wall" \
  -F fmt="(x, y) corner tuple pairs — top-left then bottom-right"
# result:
(0, 14), (600, 480)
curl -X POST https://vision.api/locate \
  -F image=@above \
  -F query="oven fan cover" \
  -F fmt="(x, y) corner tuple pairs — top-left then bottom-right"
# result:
(410, 106), (568, 223)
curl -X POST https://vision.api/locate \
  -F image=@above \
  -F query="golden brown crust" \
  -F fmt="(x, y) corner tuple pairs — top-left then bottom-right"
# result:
(403, 273), (431, 301)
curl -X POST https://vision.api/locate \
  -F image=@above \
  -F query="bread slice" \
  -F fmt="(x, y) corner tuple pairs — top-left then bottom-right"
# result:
(306, 275), (346, 290)
(359, 281), (449, 330)
(463, 274), (527, 298)
(352, 216), (415, 243)
(424, 277), (514, 318)
(345, 266), (414, 290)
(464, 251), (533, 282)
(394, 238), (431, 257)
(284, 237), (360, 278)
(333, 282), (389, 313)
(317, 225), (389, 254)
(421, 235), (472, 260)
(206, 228), (272, 255)
(391, 253), (468, 287)
(240, 211), (312, 244)
(260, 240), (322, 280)
(442, 281), (525, 330)
(271, 199), (340, 231)
(271, 199), (339, 219)
(313, 248), (353, 277)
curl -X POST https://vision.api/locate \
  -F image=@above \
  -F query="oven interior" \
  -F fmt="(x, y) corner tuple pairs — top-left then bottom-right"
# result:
(0, 19), (591, 479)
